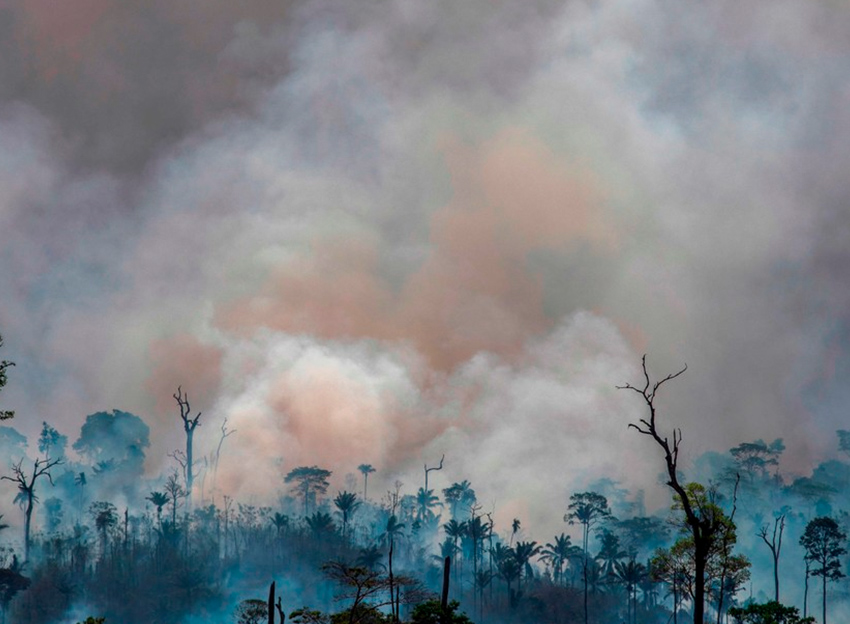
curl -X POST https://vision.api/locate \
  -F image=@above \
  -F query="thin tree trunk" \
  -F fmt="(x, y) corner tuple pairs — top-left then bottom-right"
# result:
(186, 427), (194, 502)
(823, 572), (827, 624)
(694, 538), (708, 624)
(803, 566), (809, 619)
(583, 525), (589, 624)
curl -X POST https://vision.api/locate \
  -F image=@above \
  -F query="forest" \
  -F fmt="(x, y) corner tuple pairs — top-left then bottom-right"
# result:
(0, 337), (848, 624)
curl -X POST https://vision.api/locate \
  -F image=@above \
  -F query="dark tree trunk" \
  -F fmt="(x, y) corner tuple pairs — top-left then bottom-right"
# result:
(186, 427), (195, 499)
(583, 526), (589, 624)
(441, 556), (451, 624)
(803, 567), (809, 619)
(694, 537), (709, 624)
(24, 495), (33, 561)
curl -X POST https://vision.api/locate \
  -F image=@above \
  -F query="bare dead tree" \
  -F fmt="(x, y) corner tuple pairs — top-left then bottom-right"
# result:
(619, 355), (720, 624)
(424, 454), (444, 491)
(758, 513), (786, 603)
(174, 386), (202, 501)
(211, 417), (235, 504)
(2, 456), (63, 560)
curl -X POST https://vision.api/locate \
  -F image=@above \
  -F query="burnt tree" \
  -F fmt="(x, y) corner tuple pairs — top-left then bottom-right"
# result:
(619, 355), (725, 624)
(174, 386), (202, 501)
(2, 456), (62, 561)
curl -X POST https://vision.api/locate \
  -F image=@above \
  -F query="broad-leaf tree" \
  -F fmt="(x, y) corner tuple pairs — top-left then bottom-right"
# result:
(285, 466), (332, 516)
(799, 516), (846, 624)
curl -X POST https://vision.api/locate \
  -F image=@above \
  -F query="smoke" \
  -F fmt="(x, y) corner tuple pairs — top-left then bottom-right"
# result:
(2, 0), (850, 544)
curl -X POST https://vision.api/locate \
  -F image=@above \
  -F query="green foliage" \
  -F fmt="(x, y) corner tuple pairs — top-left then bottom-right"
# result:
(410, 599), (473, 624)
(0, 333), (14, 421)
(800, 516), (846, 580)
(330, 605), (393, 624)
(234, 598), (268, 624)
(728, 600), (815, 624)
(290, 607), (329, 624)
(76, 619), (106, 624)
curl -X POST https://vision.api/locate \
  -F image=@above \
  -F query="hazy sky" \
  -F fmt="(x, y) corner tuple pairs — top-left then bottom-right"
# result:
(2, 0), (850, 535)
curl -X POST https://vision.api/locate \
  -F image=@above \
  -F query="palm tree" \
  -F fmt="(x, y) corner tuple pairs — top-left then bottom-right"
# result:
(444, 518), (467, 588)
(464, 515), (489, 583)
(383, 514), (406, 622)
(514, 540), (541, 596)
(333, 491), (360, 540)
(414, 487), (442, 524)
(510, 518), (521, 546)
(442, 480), (476, 519)
(147, 491), (169, 532)
(89, 501), (118, 558)
(613, 559), (647, 624)
(357, 544), (384, 570)
(270, 512), (289, 539)
(358, 464), (375, 499)
(541, 533), (578, 587)
(494, 543), (519, 608)
(305, 511), (335, 536)
(595, 529), (627, 577)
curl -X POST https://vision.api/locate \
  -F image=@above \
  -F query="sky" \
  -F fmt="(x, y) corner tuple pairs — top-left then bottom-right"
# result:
(2, 0), (850, 537)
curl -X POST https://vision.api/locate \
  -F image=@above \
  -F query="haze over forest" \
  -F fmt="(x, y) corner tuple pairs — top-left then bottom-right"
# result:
(2, 0), (850, 623)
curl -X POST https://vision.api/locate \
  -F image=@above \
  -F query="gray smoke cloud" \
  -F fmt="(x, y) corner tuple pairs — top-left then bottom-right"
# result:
(2, 0), (850, 551)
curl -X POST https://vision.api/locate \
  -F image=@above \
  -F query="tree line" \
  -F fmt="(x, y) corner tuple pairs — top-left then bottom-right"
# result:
(0, 336), (850, 623)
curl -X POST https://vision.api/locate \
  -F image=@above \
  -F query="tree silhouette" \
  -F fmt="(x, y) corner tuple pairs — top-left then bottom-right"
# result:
(619, 355), (727, 624)
(271, 512), (289, 539)
(173, 387), (202, 501)
(799, 516), (846, 624)
(2, 455), (62, 560)
(147, 491), (169, 531)
(442, 481), (476, 520)
(541, 533), (579, 587)
(566, 491), (610, 624)
(414, 488), (441, 525)
(285, 466), (332, 517)
(423, 454), (444, 491)
(758, 513), (786, 603)
(728, 600), (814, 624)
(595, 529), (627, 577)
(163, 471), (186, 526)
(513, 540), (541, 596)
(89, 501), (118, 557)
(613, 559), (647, 624)
(0, 334), (14, 421)
(37, 422), (67, 462)
(333, 491), (360, 540)
(358, 464), (375, 500)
